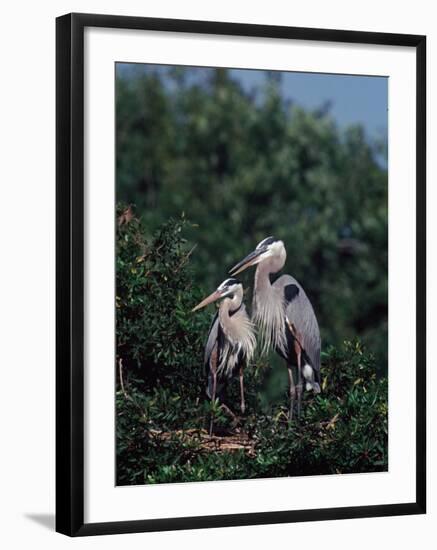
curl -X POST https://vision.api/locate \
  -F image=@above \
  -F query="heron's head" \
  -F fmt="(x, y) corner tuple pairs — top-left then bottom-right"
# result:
(191, 278), (243, 312)
(229, 237), (286, 276)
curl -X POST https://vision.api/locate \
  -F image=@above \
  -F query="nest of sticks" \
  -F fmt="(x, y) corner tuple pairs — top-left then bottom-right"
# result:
(148, 428), (256, 457)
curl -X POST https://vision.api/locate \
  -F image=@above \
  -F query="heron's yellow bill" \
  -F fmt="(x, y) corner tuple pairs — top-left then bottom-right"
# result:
(191, 290), (222, 312)
(229, 248), (264, 276)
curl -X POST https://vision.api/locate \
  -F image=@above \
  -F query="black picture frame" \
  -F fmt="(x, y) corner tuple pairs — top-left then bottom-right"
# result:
(56, 12), (426, 537)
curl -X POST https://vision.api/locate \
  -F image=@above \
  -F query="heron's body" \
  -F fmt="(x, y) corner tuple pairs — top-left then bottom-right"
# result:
(192, 279), (256, 430)
(230, 237), (321, 417)
(204, 298), (255, 403)
(254, 266), (321, 388)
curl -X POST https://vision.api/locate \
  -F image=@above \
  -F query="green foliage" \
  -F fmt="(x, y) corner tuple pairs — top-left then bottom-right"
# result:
(116, 209), (387, 485)
(116, 204), (209, 393)
(116, 66), (388, 368)
(246, 341), (388, 478)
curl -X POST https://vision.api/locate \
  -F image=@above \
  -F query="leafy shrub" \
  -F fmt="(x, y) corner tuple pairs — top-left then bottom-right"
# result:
(116, 205), (388, 485)
(116, 204), (210, 394)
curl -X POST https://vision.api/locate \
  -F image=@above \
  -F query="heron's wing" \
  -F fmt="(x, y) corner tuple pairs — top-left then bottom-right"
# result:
(204, 313), (229, 400)
(276, 274), (321, 377)
(284, 283), (299, 303)
(204, 312), (219, 369)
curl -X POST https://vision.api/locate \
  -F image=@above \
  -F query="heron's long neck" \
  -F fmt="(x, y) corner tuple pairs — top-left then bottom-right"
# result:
(254, 260), (274, 296)
(219, 291), (243, 342)
(219, 290), (242, 320)
(218, 290), (256, 374)
(253, 259), (286, 354)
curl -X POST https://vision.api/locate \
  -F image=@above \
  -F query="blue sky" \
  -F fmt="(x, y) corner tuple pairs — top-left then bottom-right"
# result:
(118, 63), (388, 143)
(230, 69), (387, 141)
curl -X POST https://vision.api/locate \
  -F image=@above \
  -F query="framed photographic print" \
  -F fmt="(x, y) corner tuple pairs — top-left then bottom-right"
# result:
(56, 12), (426, 536)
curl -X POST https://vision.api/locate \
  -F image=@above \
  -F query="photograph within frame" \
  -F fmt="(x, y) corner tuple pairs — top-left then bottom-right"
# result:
(115, 61), (389, 487)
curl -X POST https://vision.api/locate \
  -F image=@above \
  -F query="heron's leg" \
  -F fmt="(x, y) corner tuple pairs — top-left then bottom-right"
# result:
(294, 339), (303, 418)
(209, 368), (218, 436)
(287, 364), (296, 420)
(239, 365), (245, 414)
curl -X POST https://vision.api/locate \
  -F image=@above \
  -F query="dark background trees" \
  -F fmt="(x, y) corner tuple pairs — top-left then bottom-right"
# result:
(116, 65), (388, 368)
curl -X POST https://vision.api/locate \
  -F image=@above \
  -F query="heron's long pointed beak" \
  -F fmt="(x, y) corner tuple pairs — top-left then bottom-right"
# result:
(229, 248), (265, 276)
(191, 290), (222, 312)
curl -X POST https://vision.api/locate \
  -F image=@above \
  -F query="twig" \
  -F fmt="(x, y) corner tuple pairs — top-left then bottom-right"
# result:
(118, 358), (128, 399)
(174, 244), (197, 273)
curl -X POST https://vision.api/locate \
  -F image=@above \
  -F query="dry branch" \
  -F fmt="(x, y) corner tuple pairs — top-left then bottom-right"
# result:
(149, 428), (256, 457)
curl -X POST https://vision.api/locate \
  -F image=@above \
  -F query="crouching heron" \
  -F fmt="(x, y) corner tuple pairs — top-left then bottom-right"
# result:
(229, 237), (321, 419)
(192, 278), (256, 432)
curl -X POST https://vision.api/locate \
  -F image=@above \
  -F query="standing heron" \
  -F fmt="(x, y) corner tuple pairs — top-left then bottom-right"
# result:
(229, 237), (321, 418)
(192, 278), (256, 432)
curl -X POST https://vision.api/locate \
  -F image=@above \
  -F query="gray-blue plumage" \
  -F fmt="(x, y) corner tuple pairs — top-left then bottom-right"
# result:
(229, 237), (321, 418)
(204, 303), (251, 401)
(192, 279), (256, 421)
(278, 274), (321, 379)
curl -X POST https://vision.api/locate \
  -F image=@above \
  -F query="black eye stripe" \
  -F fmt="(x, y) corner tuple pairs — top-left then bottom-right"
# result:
(256, 236), (276, 249)
(218, 278), (240, 291)
(223, 278), (239, 287)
